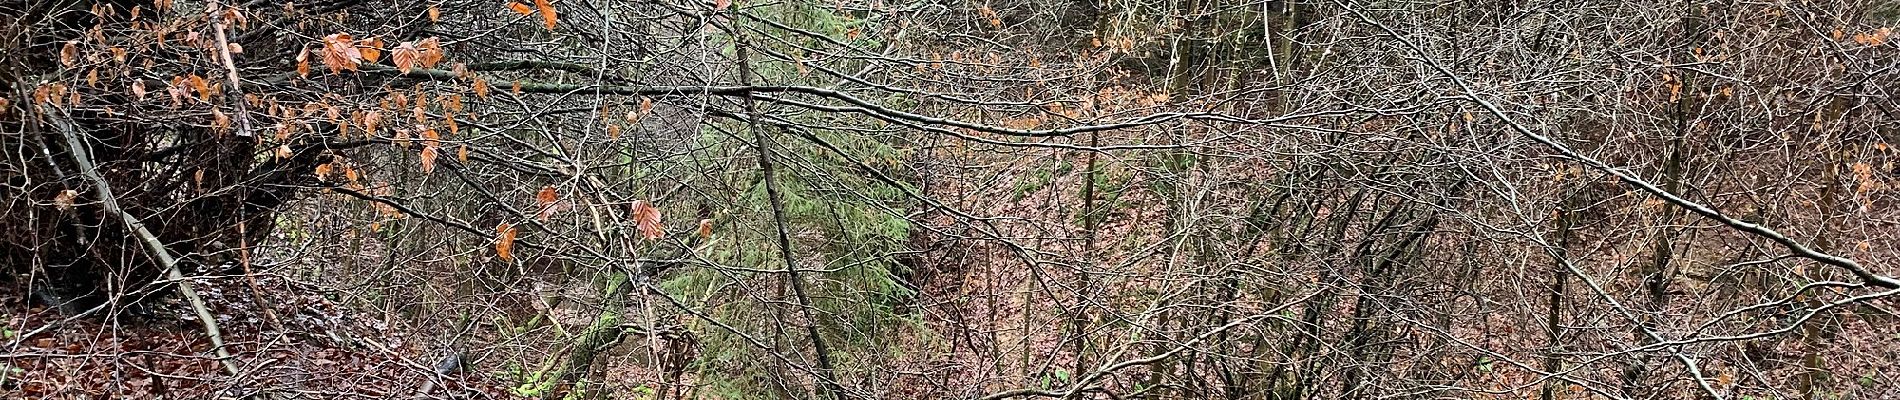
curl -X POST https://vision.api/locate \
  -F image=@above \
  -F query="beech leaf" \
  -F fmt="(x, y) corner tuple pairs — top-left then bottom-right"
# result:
(496, 223), (518, 261)
(534, 0), (558, 30)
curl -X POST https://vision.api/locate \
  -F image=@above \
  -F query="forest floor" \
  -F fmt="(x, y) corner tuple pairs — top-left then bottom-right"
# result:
(1, 274), (520, 399)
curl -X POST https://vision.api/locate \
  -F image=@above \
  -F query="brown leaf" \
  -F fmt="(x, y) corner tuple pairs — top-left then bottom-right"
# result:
(188, 74), (210, 101)
(420, 126), (441, 147)
(320, 33), (363, 73)
(631, 200), (664, 240)
(495, 223), (518, 261)
(427, 5), (441, 22)
(391, 41), (421, 73)
(211, 108), (232, 133)
(295, 47), (312, 78)
(536, 185), (561, 221)
(472, 78), (491, 99)
(416, 37), (444, 68)
(60, 41), (79, 67)
(53, 189), (78, 211)
(358, 37), (384, 63)
(534, 0), (558, 30)
(361, 110), (383, 135)
(506, 1), (535, 16)
(696, 218), (713, 239)
(420, 145), (439, 173)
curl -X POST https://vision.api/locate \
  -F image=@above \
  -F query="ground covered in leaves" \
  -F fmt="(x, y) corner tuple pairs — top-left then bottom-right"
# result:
(1, 275), (521, 399)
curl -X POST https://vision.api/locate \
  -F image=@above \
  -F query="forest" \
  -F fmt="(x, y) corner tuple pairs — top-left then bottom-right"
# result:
(2, 0), (1898, 398)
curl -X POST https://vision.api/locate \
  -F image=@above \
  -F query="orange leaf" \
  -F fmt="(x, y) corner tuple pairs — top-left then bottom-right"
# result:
(534, 0), (558, 30)
(358, 37), (384, 63)
(60, 41), (78, 67)
(188, 74), (210, 101)
(427, 5), (441, 22)
(295, 47), (312, 78)
(420, 145), (439, 173)
(211, 107), (232, 133)
(416, 37), (444, 68)
(320, 33), (363, 73)
(496, 223), (518, 260)
(537, 185), (558, 205)
(472, 78), (491, 99)
(696, 218), (713, 239)
(361, 110), (383, 135)
(536, 185), (560, 221)
(457, 144), (469, 162)
(714, 0), (730, 11)
(631, 200), (664, 240)
(506, 1), (535, 16)
(391, 41), (421, 73)
(420, 126), (441, 146)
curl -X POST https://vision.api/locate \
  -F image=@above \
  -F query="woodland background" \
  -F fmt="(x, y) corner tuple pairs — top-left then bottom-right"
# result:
(2, 0), (1899, 398)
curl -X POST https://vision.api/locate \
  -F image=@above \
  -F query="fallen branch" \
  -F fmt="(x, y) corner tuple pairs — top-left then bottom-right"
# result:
(44, 106), (242, 376)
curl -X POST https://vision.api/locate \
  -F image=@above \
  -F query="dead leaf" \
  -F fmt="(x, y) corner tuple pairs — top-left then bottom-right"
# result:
(536, 185), (562, 221)
(416, 37), (444, 67)
(631, 200), (664, 240)
(472, 78), (491, 99)
(507, 1), (535, 16)
(53, 189), (78, 211)
(420, 145), (439, 173)
(391, 41), (421, 73)
(295, 46), (312, 78)
(496, 223), (519, 261)
(320, 33), (363, 73)
(535, 0), (558, 30)
(60, 41), (79, 67)
(358, 37), (384, 63)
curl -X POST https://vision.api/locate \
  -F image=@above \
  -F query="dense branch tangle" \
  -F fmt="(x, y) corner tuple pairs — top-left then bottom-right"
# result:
(3, 0), (1898, 399)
